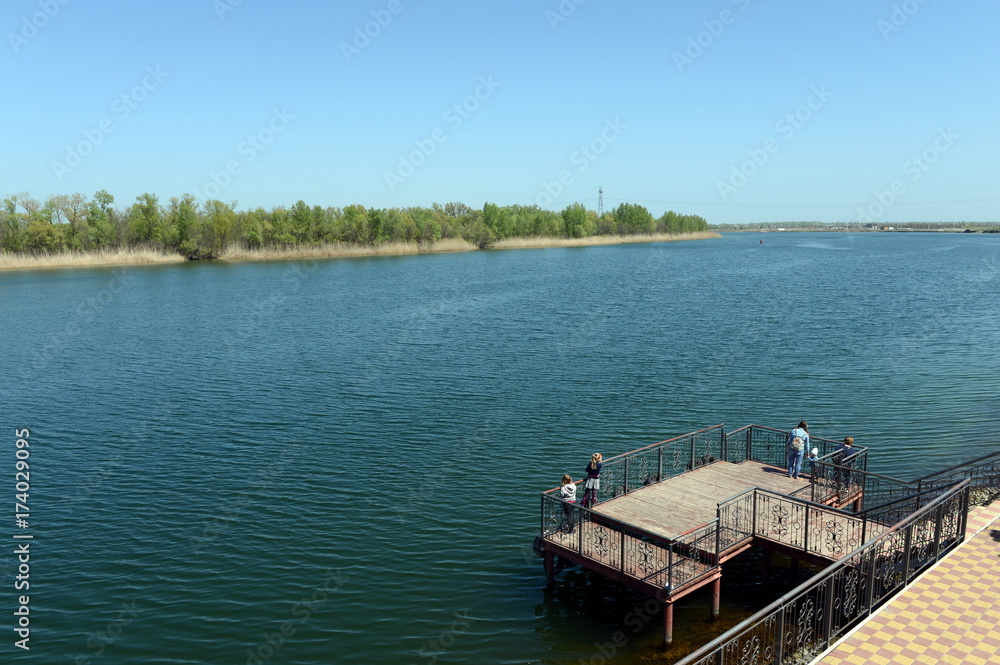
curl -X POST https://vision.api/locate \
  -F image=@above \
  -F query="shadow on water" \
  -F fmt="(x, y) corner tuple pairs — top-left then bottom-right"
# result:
(536, 547), (824, 664)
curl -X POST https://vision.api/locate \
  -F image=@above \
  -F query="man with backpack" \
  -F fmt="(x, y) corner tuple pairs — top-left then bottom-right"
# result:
(786, 421), (810, 479)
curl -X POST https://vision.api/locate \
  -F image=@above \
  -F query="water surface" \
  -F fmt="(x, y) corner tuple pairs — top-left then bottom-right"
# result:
(1, 232), (997, 664)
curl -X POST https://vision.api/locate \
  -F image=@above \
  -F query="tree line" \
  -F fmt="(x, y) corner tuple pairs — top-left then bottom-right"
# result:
(0, 192), (709, 259)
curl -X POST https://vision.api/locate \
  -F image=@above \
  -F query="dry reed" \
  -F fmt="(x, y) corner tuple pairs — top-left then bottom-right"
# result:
(0, 233), (719, 271)
(0, 248), (185, 271)
(218, 238), (477, 262)
(491, 231), (720, 250)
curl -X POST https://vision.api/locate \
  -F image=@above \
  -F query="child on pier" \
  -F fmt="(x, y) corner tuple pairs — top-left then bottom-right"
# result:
(559, 474), (576, 533)
(581, 453), (603, 508)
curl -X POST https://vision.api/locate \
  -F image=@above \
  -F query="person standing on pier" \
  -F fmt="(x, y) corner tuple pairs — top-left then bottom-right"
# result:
(837, 436), (856, 464)
(786, 421), (809, 479)
(581, 453), (603, 508)
(559, 474), (577, 532)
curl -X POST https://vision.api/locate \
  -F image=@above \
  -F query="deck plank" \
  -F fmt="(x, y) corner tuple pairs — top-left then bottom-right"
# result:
(592, 460), (809, 539)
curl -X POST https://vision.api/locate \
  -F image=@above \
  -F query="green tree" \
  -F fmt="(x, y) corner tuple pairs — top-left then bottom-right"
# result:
(562, 203), (593, 238)
(86, 190), (119, 249)
(127, 193), (163, 245)
(165, 194), (198, 255)
(613, 203), (654, 235)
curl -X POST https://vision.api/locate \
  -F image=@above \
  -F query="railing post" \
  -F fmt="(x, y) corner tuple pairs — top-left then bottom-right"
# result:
(668, 542), (673, 591)
(902, 522), (914, 582)
(620, 528), (626, 573)
(960, 486), (970, 537)
(540, 495), (545, 537)
(658, 446), (663, 482)
(752, 490), (758, 536)
(932, 502), (943, 562)
(823, 577), (835, 649)
(715, 507), (723, 564)
(803, 502), (810, 553)
(624, 457), (630, 496)
(690, 436), (696, 472)
(721, 426), (727, 462)
(746, 427), (753, 462)
(774, 604), (785, 664)
(864, 544), (877, 616)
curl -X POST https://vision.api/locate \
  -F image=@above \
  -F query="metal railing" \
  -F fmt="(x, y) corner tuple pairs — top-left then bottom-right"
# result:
(678, 480), (970, 665)
(571, 424), (726, 505)
(539, 493), (718, 594)
(538, 423), (997, 648)
(545, 424), (867, 508)
(718, 488), (872, 561)
(916, 449), (1000, 504)
(724, 425), (864, 472)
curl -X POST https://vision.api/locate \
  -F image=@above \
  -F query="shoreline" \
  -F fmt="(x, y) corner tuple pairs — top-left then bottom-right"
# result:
(0, 232), (720, 272)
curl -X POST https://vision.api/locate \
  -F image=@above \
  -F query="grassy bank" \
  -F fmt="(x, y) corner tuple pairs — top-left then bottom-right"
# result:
(218, 238), (477, 262)
(491, 231), (720, 250)
(0, 248), (186, 271)
(0, 232), (720, 272)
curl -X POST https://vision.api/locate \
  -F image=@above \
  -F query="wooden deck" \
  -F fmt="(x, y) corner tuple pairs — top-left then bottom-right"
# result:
(592, 460), (810, 540)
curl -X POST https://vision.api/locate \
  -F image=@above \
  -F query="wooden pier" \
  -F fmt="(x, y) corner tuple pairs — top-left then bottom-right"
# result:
(538, 425), (876, 646)
(593, 460), (811, 539)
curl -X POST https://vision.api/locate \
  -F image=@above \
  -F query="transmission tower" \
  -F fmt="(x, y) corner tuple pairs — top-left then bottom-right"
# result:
(597, 186), (604, 218)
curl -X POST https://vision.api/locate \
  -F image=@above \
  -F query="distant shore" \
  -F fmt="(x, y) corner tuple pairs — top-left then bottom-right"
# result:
(0, 231), (720, 272)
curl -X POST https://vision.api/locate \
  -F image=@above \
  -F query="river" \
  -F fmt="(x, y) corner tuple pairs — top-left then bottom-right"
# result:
(1, 231), (997, 664)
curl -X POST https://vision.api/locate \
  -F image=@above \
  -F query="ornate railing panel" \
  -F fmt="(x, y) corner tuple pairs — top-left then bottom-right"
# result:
(726, 425), (861, 473)
(579, 424), (726, 504)
(539, 493), (719, 594)
(677, 481), (970, 665)
(667, 523), (718, 591)
(717, 489), (755, 552)
(917, 450), (1000, 506)
(721, 489), (868, 561)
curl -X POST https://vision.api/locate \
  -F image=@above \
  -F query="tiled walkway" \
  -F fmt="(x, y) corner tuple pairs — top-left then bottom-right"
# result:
(813, 502), (1000, 665)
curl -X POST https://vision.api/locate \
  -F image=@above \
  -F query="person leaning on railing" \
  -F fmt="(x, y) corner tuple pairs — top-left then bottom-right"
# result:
(835, 436), (857, 489)
(837, 436), (856, 463)
(581, 453), (603, 508)
(559, 474), (577, 533)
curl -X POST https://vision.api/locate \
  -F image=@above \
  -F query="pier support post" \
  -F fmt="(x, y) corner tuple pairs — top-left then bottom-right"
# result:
(544, 550), (555, 589)
(710, 577), (721, 620)
(663, 601), (674, 646)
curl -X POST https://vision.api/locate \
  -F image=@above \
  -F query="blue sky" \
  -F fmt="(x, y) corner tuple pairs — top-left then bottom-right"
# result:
(3, 0), (998, 224)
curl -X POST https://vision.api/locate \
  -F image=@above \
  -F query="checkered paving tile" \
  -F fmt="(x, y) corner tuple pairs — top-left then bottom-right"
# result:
(816, 503), (1000, 665)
